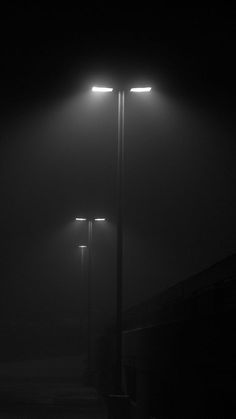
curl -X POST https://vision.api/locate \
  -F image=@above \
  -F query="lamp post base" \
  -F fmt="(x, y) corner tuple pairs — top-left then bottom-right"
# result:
(107, 394), (130, 419)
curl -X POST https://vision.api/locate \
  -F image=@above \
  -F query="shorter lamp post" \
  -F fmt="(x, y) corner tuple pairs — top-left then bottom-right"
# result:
(76, 217), (106, 374)
(78, 245), (87, 279)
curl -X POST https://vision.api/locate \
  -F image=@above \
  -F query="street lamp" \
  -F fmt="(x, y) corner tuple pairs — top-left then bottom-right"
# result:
(92, 86), (113, 92)
(76, 217), (106, 375)
(78, 244), (87, 279)
(130, 87), (152, 92)
(92, 85), (151, 393)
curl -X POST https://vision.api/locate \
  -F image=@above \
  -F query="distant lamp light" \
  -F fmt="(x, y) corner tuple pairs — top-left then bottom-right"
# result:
(130, 87), (152, 92)
(78, 245), (87, 248)
(92, 86), (113, 92)
(75, 218), (87, 221)
(94, 218), (106, 221)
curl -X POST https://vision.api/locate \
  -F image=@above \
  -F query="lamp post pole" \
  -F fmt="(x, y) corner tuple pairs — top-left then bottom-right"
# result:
(87, 220), (93, 374)
(78, 244), (88, 368)
(76, 217), (106, 378)
(92, 85), (151, 393)
(116, 90), (125, 393)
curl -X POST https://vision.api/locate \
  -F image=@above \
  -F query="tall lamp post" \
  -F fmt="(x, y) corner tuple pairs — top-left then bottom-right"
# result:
(76, 217), (106, 375)
(92, 85), (151, 393)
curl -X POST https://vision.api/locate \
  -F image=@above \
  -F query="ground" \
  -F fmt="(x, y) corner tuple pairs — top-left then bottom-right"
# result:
(0, 356), (107, 418)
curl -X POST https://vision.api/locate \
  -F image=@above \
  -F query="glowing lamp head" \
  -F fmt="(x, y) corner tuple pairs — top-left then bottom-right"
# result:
(94, 218), (106, 221)
(130, 87), (152, 93)
(79, 245), (87, 248)
(92, 86), (113, 92)
(75, 218), (87, 221)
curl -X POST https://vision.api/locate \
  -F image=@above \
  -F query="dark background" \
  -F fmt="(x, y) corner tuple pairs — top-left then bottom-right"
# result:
(0, 3), (236, 363)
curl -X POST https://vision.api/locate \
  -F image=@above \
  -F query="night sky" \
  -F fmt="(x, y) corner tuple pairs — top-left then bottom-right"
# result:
(0, 3), (236, 350)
